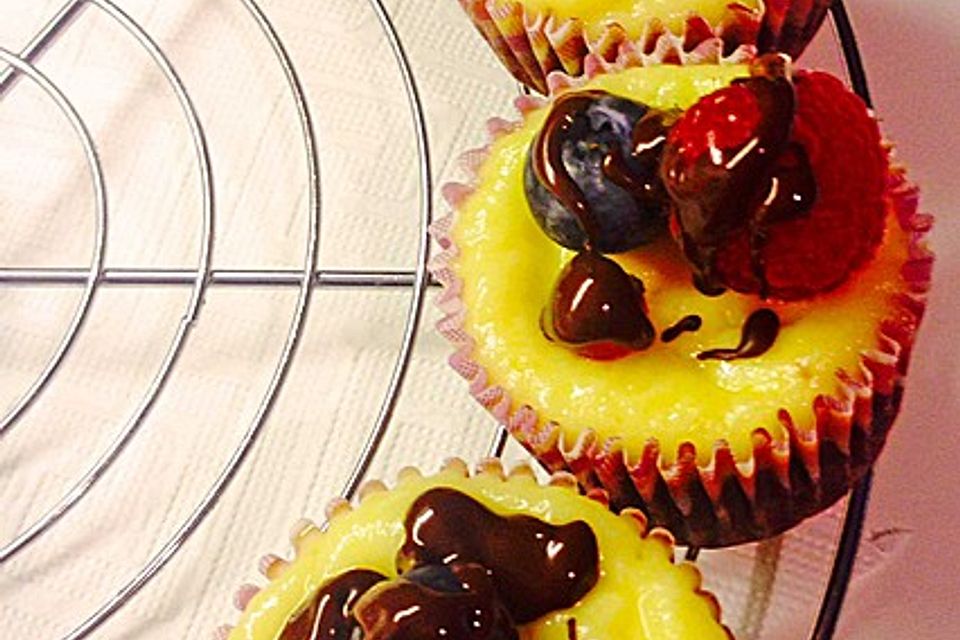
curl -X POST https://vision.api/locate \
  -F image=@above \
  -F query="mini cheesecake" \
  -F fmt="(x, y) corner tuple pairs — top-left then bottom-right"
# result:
(430, 61), (932, 546)
(220, 460), (731, 640)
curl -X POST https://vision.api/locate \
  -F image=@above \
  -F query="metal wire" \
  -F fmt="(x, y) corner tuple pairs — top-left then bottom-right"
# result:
(486, 424), (509, 458)
(0, 0), (216, 563)
(830, 0), (873, 108)
(806, 4), (876, 638)
(0, 267), (435, 288)
(336, 0), (433, 503)
(811, 471), (873, 640)
(0, 46), (106, 440)
(0, 0), (88, 96)
(62, 0), (321, 635)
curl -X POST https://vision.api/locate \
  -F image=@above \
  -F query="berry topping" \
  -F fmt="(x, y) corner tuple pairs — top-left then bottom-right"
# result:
(542, 252), (656, 360)
(402, 563), (474, 593)
(525, 90), (673, 253)
(662, 54), (886, 299)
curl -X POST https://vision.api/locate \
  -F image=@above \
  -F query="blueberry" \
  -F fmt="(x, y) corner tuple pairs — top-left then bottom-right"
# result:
(524, 91), (672, 253)
(403, 564), (468, 593)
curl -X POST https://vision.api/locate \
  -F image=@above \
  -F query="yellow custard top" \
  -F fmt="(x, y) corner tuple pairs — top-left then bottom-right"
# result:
(502, 0), (763, 39)
(452, 64), (908, 465)
(229, 468), (728, 640)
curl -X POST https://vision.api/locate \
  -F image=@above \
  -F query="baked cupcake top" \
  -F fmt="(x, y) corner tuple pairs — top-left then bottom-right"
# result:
(432, 59), (930, 545)
(449, 61), (911, 461)
(224, 461), (731, 639)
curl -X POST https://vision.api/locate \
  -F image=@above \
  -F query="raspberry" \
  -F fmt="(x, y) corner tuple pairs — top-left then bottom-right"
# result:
(662, 62), (888, 300)
(669, 84), (762, 163)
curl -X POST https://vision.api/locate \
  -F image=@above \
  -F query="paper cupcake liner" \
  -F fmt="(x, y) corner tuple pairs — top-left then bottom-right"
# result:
(457, 0), (760, 93)
(758, 0), (833, 59)
(429, 63), (933, 548)
(216, 458), (731, 639)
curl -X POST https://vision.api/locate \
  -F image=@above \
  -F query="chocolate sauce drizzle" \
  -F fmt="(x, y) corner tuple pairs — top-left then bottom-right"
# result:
(279, 569), (386, 640)
(398, 488), (600, 625)
(661, 315), (703, 343)
(663, 54), (818, 298)
(286, 489), (601, 639)
(533, 91), (675, 356)
(698, 308), (781, 361)
(531, 90), (608, 244)
(603, 109), (676, 209)
(353, 563), (518, 640)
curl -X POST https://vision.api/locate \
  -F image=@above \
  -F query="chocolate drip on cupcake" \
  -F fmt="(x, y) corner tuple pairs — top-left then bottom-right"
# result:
(527, 91), (678, 358)
(698, 308), (780, 361)
(289, 489), (600, 639)
(279, 569), (386, 640)
(661, 315), (703, 343)
(662, 54), (817, 300)
(354, 563), (518, 640)
(398, 488), (600, 624)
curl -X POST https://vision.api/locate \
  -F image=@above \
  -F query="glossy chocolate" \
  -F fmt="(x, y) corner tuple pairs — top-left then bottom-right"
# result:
(532, 91), (674, 244)
(354, 563), (518, 640)
(532, 91), (675, 356)
(280, 569), (386, 640)
(531, 90), (608, 243)
(661, 315), (703, 343)
(603, 109), (676, 209)
(663, 54), (817, 297)
(543, 251), (655, 356)
(698, 308), (781, 361)
(397, 488), (600, 625)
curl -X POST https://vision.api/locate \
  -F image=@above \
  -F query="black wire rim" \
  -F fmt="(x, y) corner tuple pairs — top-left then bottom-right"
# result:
(808, 3), (876, 638)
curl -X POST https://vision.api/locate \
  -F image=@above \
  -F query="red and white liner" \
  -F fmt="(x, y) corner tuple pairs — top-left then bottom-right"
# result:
(428, 59), (933, 547)
(457, 0), (760, 93)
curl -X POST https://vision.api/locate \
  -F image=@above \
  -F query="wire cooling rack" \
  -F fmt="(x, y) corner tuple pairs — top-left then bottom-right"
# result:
(0, 1), (879, 638)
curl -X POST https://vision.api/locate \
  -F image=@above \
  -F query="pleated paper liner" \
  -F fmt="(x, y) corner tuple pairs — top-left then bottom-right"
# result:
(457, 0), (759, 93)
(428, 57), (933, 548)
(457, 0), (835, 93)
(216, 458), (732, 639)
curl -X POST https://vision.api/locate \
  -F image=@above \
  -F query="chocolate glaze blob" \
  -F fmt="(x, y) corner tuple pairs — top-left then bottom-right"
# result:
(353, 563), (518, 640)
(281, 489), (601, 640)
(662, 53), (818, 298)
(397, 488), (600, 625)
(279, 569), (386, 640)
(542, 251), (656, 360)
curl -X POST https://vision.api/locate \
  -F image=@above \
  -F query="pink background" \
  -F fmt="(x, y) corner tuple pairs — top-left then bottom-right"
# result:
(828, 0), (960, 637)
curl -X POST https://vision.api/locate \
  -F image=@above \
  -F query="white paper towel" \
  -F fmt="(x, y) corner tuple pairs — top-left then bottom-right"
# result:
(0, 1), (956, 638)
